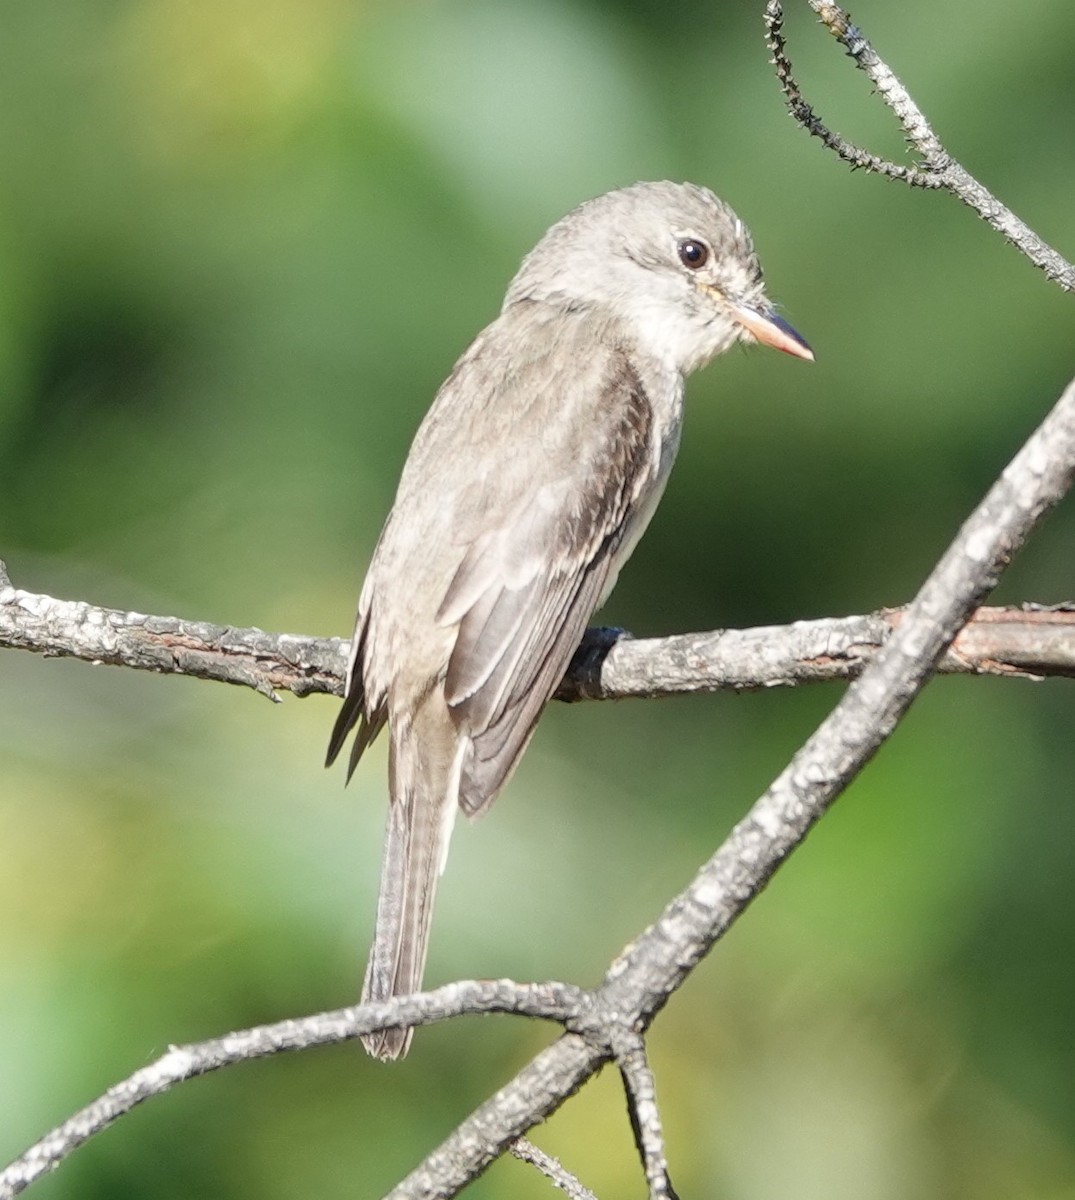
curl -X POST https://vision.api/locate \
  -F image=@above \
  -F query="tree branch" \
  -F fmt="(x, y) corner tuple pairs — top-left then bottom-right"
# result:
(765, 0), (1075, 290)
(3, 565), (1075, 707)
(0, 981), (586, 1199)
(617, 1036), (677, 1200)
(0, 569), (342, 701)
(509, 1138), (598, 1200)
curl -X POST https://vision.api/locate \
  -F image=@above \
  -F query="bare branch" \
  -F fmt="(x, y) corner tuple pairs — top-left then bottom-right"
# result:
(510, 1139), (599, 1200)
(0, 570), (341, 701)
(765, 1), (940, 186)
(557, 605), (1075, 700)
(617, 1036), (677, 1200)
(0, 981), (584, 1199)
(765, 0), (1075, 290)
(4, 565), (1075, 706)
(386, 1036), (605, 1200)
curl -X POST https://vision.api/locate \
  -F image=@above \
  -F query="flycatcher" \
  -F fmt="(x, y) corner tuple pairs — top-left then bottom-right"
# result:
(327, 181), (812, 1058)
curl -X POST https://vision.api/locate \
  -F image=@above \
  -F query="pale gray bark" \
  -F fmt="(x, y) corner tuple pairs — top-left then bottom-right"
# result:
(509, 1138), (599, 1200)
(766, 0), (1075, 290)
(3, 567), (1075, 704)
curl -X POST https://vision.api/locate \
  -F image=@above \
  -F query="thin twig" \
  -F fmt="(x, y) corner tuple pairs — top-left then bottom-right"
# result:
(765, 0), (1075, 290)
(0, 981), (584, 1200)
(616, 1036), (677, 1200)
(510, 1138), (599, 1200)
(765, 0), (939, 186)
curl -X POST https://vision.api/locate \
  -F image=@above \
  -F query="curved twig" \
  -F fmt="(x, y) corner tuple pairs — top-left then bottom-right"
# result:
(766, 0), (1075, 290)
(0, 981), (586, 1199)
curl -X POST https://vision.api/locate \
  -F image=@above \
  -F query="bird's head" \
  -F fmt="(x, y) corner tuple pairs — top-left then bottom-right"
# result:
(505, 180), (812, 375)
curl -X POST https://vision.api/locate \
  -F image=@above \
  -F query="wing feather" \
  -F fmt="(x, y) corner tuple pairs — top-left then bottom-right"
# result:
(458, 566), (611, 814)
(443, 355), (657, 816)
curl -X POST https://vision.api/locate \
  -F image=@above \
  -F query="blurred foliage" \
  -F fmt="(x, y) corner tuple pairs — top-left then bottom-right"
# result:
(1, 0), (1074, 1196)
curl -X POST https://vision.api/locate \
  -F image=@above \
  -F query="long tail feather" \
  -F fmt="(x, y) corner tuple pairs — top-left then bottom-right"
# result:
(360, 701), (460, 1060)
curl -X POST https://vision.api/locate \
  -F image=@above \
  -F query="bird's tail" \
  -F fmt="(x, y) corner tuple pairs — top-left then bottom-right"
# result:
(361, 699), (461, 1060)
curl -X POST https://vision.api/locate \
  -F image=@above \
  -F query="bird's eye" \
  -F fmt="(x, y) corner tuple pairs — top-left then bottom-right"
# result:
(677, 238), (709, 269)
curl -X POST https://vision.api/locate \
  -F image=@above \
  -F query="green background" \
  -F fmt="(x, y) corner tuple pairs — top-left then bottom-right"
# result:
(1, 0), (1073, 1196)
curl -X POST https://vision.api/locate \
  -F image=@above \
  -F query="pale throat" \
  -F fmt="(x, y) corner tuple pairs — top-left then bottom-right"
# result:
(616, 287), (738, 376)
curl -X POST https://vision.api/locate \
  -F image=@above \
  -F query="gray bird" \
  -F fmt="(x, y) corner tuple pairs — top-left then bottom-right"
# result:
(327, 180), (812, 1059)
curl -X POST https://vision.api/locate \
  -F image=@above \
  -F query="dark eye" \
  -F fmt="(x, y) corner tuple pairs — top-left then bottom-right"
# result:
(677, 238), (709, 269)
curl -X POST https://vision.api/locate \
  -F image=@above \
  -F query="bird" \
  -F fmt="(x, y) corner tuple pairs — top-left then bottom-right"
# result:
(327, 180), (812, 1059)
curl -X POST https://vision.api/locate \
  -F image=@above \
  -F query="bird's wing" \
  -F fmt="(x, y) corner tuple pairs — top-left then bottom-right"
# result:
(436, 353), (657, 817)
(324, 594), (388, 780)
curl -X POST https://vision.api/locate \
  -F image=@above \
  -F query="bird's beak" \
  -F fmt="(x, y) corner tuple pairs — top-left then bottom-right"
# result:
(729, 300), (814, 362)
